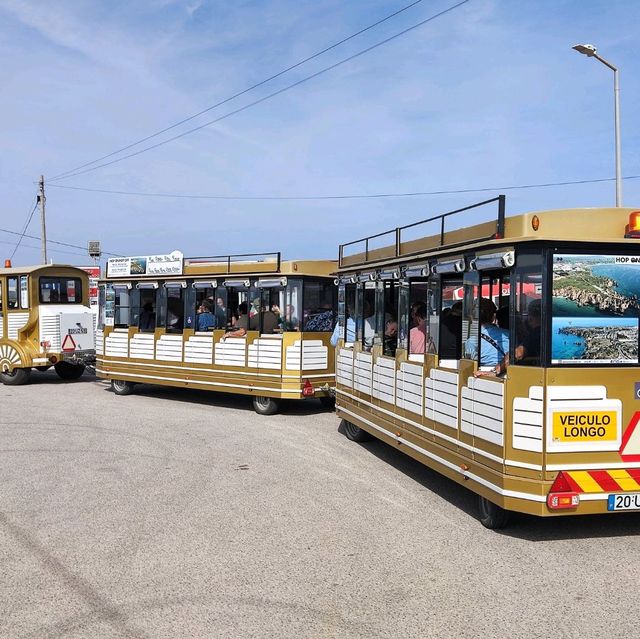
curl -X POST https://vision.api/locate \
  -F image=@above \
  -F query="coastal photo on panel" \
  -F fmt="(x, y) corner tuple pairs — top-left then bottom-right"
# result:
(552, 254), (640, 364)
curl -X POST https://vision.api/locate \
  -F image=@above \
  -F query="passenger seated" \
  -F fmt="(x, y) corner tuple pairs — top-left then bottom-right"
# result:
(409, 302), (435, 354)
(196, 300), (216, 331)
(515, 299), (542, 364)
(139, 302), (156, 332)
(439, 301), (462, 358)
(466, 298), (509, 376)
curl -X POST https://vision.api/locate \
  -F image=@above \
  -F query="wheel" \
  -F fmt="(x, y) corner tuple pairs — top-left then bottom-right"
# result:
(54, 361), (85, 380)
(343, 419), (373, 442)
(478, 495), (511, 529)
(252, 395), (280, 415)
(0, 367), (31, 386)
(35, 366), (51, 372)
(111, 379), (136, 396)
(319, 396), (335, 410)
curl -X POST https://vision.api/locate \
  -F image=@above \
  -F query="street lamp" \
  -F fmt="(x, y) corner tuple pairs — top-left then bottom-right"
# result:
(573, 43), (622, 207)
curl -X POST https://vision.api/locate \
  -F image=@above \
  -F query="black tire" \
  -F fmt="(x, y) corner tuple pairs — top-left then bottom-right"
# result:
(111, 379), (136, 396)
(343, 419), (373, 442)
(319, 396), (336, 410)
(0, 367), (31, 386)
(35, 366), (51, 372)
(478, 495), (511, 530)
(252, 395), (280, 416)
(54, 361), (85, 380)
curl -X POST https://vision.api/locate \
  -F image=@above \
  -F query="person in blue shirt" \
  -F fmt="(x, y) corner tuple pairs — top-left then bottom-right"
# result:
(465, 298), (509, 372)
(331, 311), (356, 346)
(196, 300), (216, 332)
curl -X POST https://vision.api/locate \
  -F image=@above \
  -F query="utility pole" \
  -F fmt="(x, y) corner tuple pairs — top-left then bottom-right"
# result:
(38, 175), (48, 263)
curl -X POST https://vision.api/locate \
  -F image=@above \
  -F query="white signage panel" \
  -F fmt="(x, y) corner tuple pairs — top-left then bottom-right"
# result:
(107, 251), (183, 278)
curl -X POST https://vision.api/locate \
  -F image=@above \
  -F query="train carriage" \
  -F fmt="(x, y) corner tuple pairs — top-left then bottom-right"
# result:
(334, 196), (640, 527)
(96, 251), (336, 414)
(0, 262), (95, 385)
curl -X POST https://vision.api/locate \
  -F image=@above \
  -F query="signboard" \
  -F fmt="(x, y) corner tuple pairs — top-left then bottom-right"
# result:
(59, 313), (95, 352)
(551, 254), (640, 365)
(80, 266), (101, 311)
(107, 251), (183, 278)
(88, 240), (101, 258)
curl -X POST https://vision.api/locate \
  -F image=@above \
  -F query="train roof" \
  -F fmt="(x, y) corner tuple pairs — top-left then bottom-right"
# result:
(0, 264), (89, 276)
(101, 251), (336, 281)
(338, 197), (640, 272)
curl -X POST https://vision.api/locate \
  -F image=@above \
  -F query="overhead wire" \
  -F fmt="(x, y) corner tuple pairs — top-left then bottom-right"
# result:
(0, 238), (89, 258)
(48, 0), (471, 182)
(0, 226), (122, 257)
(48, 0), (428, 181)
(47, 174), (640, 201)
(10, 197), (38, 259)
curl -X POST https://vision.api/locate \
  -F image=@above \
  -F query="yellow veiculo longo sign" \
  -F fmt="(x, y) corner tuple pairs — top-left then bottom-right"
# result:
(552, 411), (618, 442)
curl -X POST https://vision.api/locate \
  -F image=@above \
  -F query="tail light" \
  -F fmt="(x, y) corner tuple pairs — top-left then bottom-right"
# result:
(40, 340), (51, 350)
(624, 211), (640, 238)
(547, 471), (580, 510)
(302, 379), (315, 397)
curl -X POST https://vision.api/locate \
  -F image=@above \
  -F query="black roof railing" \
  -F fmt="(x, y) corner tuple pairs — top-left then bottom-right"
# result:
(338, 195), (506, 268)
(185, 252), (281, 274)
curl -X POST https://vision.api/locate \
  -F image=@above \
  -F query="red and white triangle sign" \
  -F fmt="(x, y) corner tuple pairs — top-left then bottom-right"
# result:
(61, 333), (77, 352)
(619, 412), (640, 462)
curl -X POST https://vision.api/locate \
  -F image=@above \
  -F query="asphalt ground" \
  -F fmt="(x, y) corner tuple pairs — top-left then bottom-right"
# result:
(2, 370), (640, 639)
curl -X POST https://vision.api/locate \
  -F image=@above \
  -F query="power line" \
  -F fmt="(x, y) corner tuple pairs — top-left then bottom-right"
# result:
(0, 238), (89, 258)
(47, 174), (640, 201)
(48, 0), (471, 182)
(0, 227), (121, 256)
(49, 0), (428, 181)
(10, 197), (38, 259)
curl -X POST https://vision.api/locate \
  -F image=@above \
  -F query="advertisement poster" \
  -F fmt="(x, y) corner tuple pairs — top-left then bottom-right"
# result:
(552, 254), (640, 364)
(107, 251), (183, 277)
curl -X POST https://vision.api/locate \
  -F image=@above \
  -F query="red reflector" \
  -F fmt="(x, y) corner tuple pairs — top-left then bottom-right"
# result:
(302, 379), (314, 397)
(547, 492), (580, 510)
(49, 355), (58, 364)
(549, 470), (573, 493)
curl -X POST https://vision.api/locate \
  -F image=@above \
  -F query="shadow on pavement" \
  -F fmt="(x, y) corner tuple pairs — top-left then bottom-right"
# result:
(102, 381), (334, 417)
(337, 421), (640, 542)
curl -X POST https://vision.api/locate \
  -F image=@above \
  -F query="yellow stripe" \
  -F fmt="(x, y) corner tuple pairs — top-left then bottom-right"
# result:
(568, 471), (604, 493)
(609, 470), (640, 491)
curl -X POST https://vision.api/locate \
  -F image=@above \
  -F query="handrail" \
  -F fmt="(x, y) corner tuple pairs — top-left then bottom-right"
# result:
(185, 252), (281, 274)
(339, 195), (506, 268)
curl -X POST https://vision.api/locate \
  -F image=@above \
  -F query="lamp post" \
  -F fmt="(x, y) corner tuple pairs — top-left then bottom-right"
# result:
(572, 43), (622, 207)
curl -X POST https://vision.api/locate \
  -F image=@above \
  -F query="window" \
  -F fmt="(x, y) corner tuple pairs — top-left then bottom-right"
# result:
(165, 285), (185, 332)
(378, 280), (399, 357)
(463, 270), (510, 368)
(194, 285), (216, 332)
(282, 278), (302, 331)
(20, 276), (28, 308)
(113, 286), (131, 327)
(0, 279), (3, 313)
(39, 277), (83, 304)
(136, 287), (158, 332)
(359, 282), (376, 350)
(438, 277), (463, 359)
(8, 278), (18, 308)
(303, 279), (336, 332)
(399, 278), (432, 355)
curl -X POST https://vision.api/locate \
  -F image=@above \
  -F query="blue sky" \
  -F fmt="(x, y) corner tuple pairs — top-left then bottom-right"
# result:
(1, 0), (639, 266)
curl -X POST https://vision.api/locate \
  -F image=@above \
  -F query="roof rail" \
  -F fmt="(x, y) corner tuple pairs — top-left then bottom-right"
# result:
(338, 195), (506, 268)
(185, 252), (281, 274)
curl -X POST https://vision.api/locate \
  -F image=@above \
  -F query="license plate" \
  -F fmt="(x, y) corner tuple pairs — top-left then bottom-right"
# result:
(607, 493), (640, 511)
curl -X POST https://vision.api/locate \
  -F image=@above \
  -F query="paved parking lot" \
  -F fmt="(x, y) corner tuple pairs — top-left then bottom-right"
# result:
(2, 371), (640, 638)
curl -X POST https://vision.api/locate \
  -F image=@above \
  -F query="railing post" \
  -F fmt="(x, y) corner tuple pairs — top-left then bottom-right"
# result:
(395, 227), (401, 257)
(440, 216), (445, 246)
(496, 194), (506, 238)
(365, 239), (369, 261)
